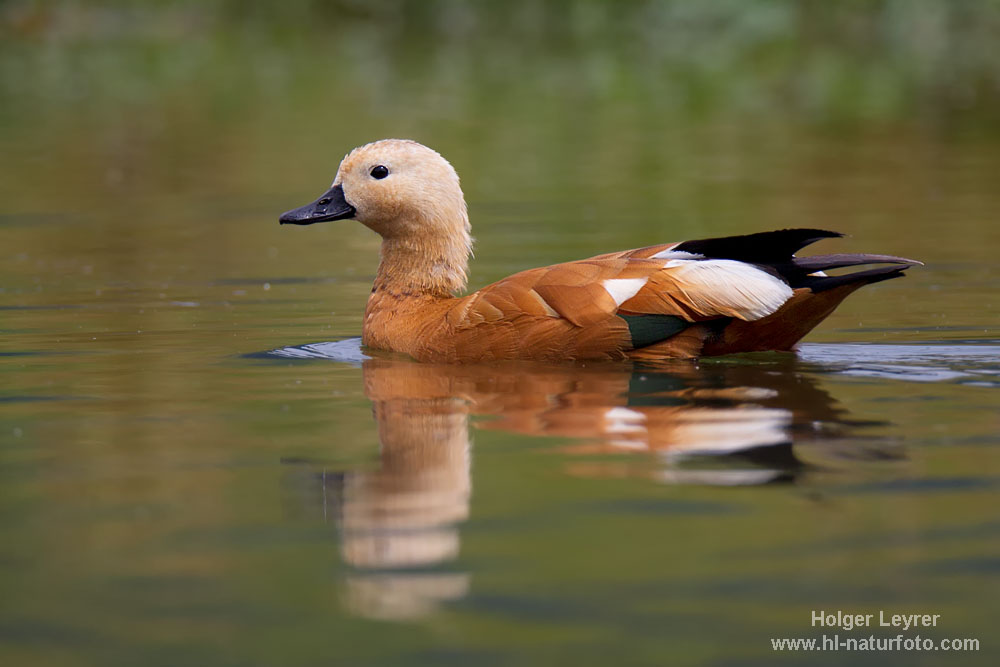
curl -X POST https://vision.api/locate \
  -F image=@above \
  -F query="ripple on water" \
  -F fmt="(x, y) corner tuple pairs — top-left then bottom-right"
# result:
(261, 339), (1000, 385)
(264, 338), (370, 364)
(797, 342), (1000, 384)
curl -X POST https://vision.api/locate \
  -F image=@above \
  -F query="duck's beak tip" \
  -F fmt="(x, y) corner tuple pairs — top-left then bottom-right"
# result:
(278, 184), (355, 226)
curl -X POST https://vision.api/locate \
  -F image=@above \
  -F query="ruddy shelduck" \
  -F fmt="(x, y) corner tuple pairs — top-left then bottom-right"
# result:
(280, 139), (919, 362)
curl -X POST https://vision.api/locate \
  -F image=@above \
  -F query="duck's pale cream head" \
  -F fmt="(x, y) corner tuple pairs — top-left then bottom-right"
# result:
(280, 139), (473, 295)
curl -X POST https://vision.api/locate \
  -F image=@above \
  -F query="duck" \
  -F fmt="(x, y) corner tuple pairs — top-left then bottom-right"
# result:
(280, 139), (920, 363)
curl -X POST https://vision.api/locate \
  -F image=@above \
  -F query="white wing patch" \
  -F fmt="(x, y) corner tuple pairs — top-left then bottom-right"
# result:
(602, 277), (648, 306)
(662, 259), (792, 320)
(650, 249), (705, 260)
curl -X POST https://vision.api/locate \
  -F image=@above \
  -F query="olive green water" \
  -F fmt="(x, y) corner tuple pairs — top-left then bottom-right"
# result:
(2, 2), (999, 665)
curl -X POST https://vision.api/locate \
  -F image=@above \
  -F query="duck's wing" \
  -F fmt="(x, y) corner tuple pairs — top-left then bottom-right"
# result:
(442, 239), (789, 358)
(457, 231), (830, 326)
(444, 228), (918, 359)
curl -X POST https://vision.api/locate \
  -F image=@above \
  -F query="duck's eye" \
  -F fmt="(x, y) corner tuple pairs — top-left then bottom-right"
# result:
(370, 165), (389, 179)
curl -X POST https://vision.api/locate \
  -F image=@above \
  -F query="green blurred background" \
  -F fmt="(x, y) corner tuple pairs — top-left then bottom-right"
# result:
(2, 2), (999, 665)
(3, 0), (1000, 288)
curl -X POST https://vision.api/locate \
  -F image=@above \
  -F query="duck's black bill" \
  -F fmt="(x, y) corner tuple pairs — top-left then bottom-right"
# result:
(279, 184), (355, 225)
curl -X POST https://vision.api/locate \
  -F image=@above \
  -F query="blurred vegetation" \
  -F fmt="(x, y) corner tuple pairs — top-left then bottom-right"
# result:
(1, 0), (999, 129)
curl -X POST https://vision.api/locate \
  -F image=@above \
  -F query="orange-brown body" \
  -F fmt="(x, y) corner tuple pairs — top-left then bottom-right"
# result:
(361, 248), (903, 363)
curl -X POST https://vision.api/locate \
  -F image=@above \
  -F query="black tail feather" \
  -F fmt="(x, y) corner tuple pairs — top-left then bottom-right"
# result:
(776, 253), (922, 286)
(673, 228), (842, 263)
(799, 264), (915, 292)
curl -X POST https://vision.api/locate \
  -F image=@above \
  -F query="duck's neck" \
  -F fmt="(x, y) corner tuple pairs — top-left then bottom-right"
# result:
(372, 229), (471, 299)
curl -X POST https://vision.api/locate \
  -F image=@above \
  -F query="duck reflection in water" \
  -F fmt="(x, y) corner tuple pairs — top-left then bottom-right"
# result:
(289, 352), (901, 620)
(335, 363), (473, 621)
